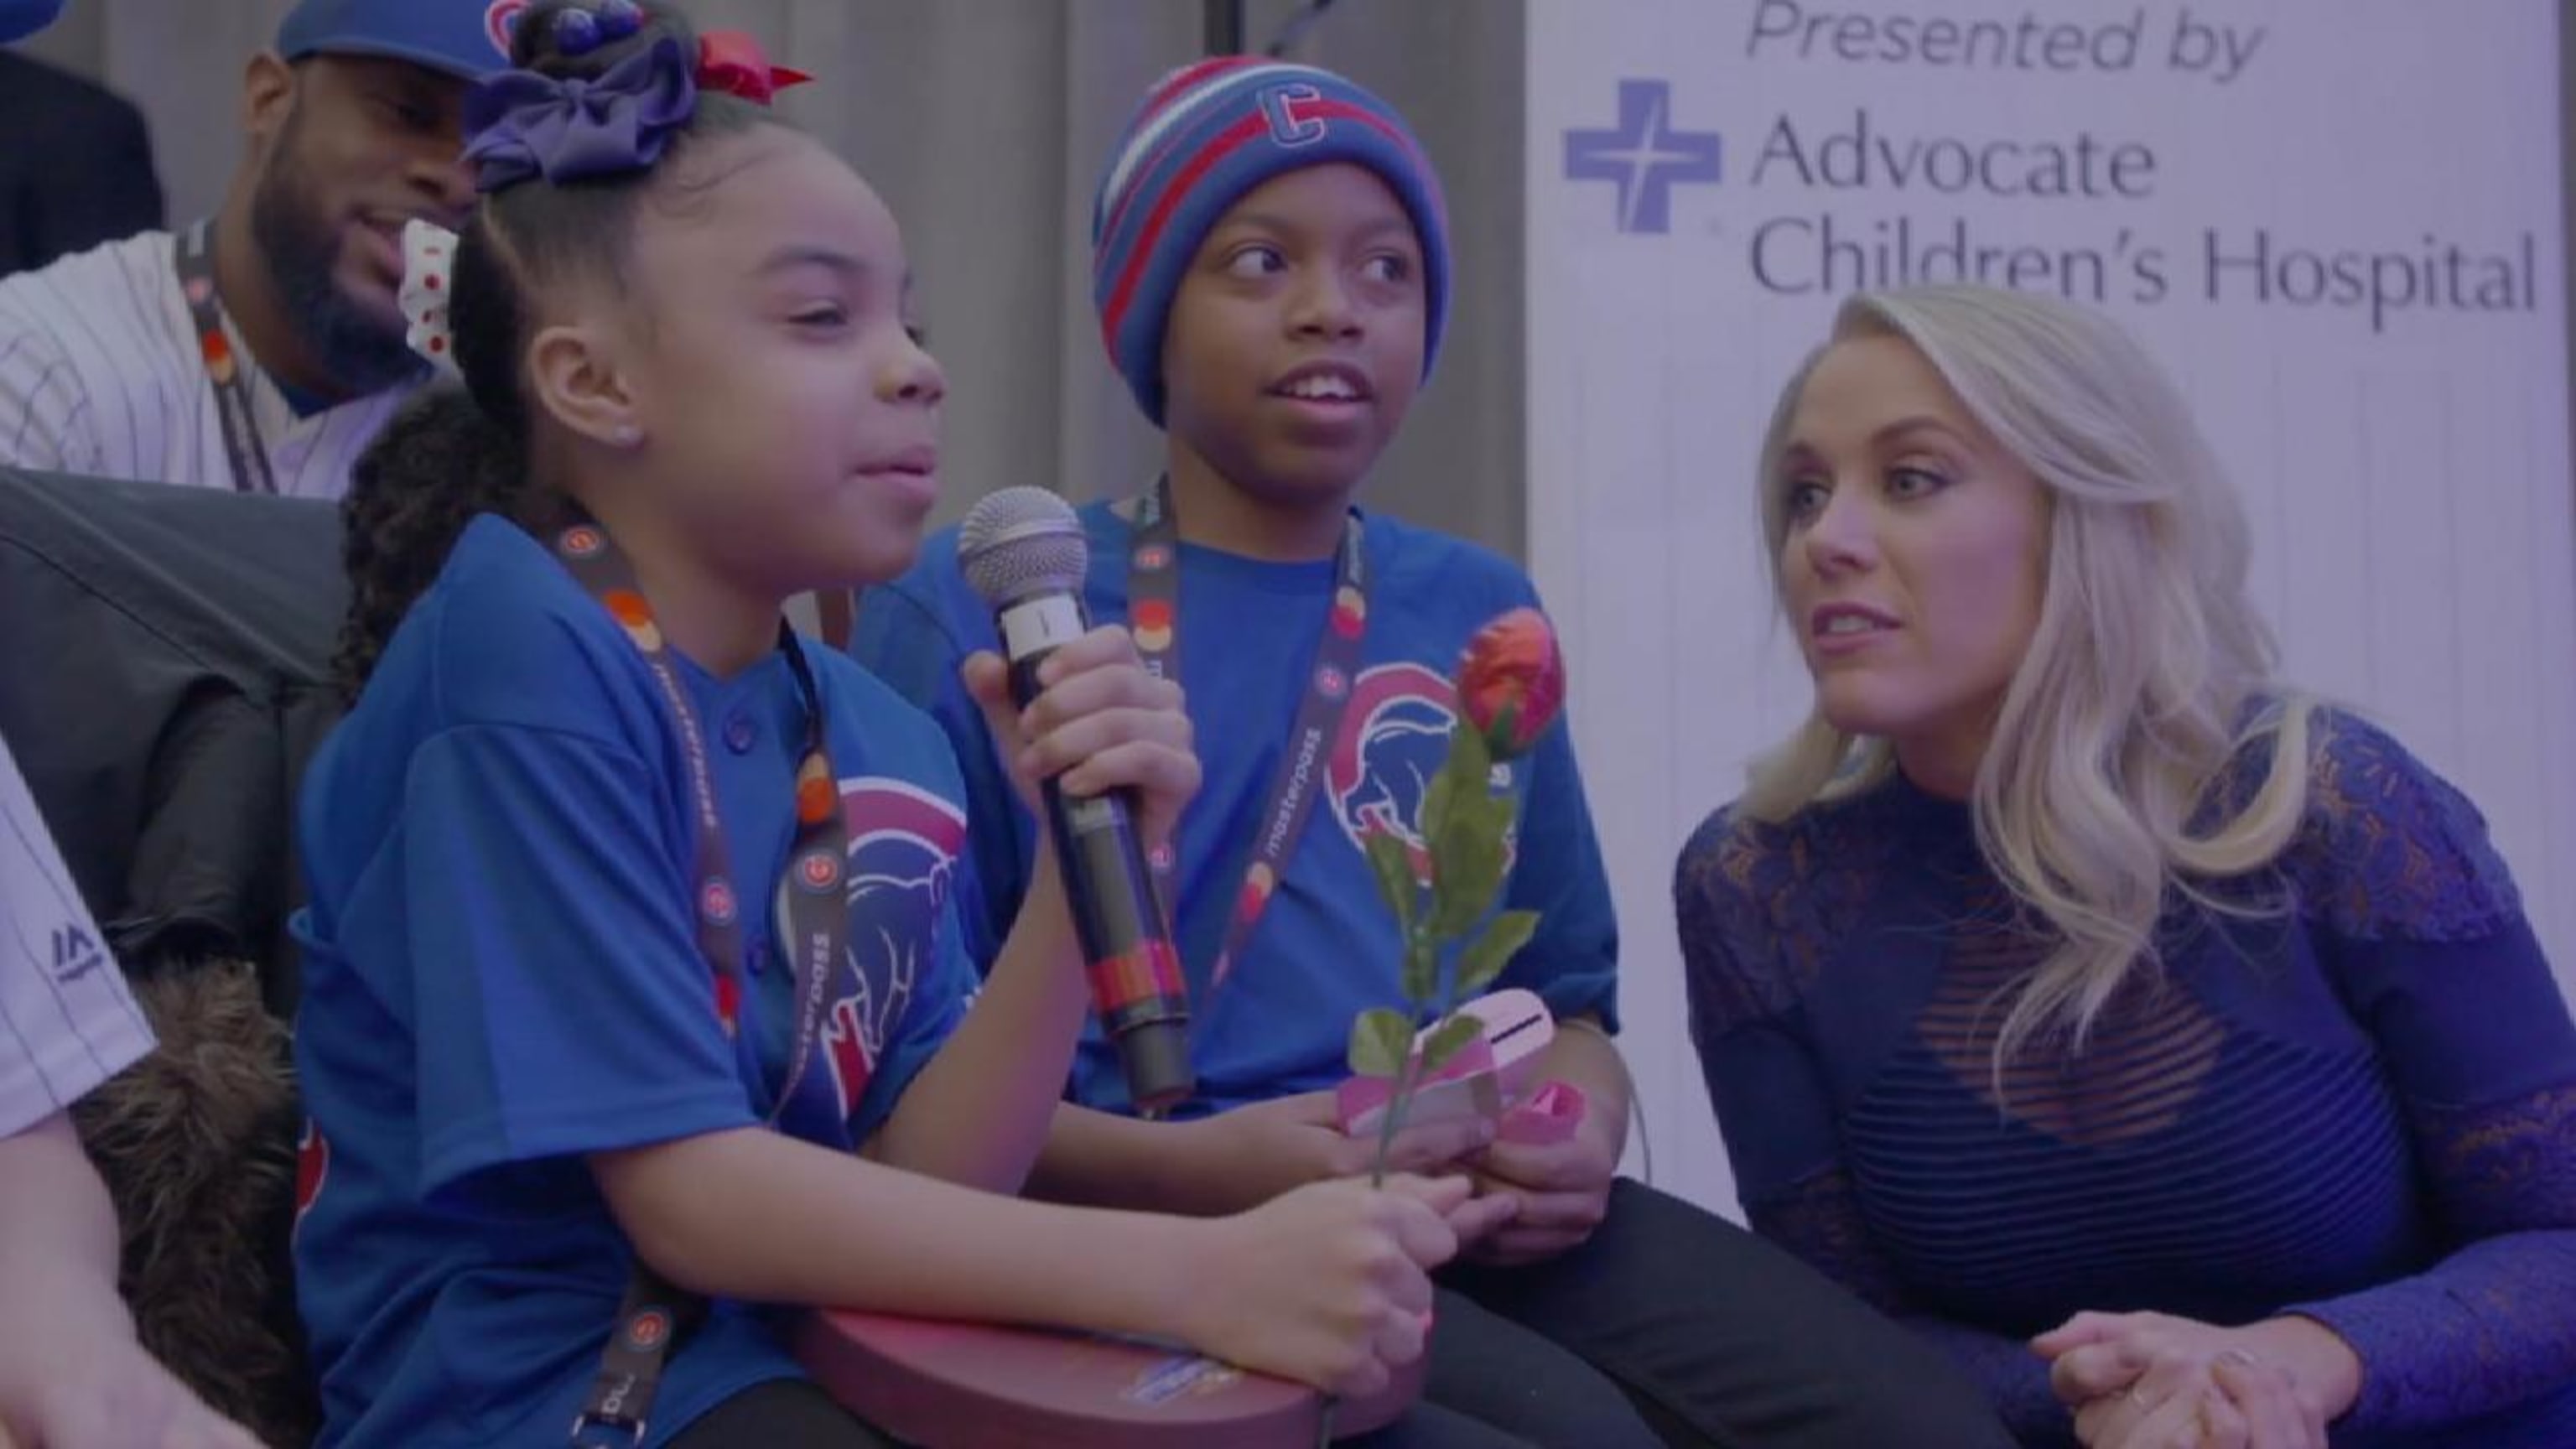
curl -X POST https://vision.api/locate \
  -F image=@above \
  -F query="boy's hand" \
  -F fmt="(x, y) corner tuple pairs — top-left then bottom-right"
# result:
(1176, 1093), (1514, 1242)
(1463, 1123), (1618, 1265)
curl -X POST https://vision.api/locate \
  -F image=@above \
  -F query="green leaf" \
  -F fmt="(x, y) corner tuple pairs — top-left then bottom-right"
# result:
(1442, 712), (1494, 807)
(1456, 910), (1540, 996)
(1348, 1008), (1415, 1079)
(1400, 937), (1438, 1005)
(1420, 716), (1498, 902)
(1421, 725), (1509, 943)
(1429, 813), (1510, 939)
(1419, 1013), (1485, 1073)
(1420, 769), (1457, 865)
(1363, 828), (1418, 933)
(1431, 740), (1501, 867)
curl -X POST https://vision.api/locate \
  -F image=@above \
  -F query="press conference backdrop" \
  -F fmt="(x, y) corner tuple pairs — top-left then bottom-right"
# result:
(1529, 0), (2576, 1219)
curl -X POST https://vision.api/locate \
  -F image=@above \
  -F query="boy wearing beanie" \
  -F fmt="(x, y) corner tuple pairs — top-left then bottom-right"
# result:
(858, 58), (2010, 1449)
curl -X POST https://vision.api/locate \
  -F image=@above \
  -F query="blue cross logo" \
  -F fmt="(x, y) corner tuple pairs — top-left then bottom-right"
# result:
(1563, 80), (1722, 235)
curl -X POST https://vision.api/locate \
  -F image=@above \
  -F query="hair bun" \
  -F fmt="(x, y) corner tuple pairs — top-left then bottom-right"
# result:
(507, 0), (697, 81)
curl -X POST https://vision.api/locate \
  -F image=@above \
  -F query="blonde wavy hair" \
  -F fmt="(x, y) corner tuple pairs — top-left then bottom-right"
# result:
(1741, 284), (2317, 1062)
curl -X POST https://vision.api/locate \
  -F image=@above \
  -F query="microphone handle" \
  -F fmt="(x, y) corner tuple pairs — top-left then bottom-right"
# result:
(1000, 596), (1195, 1115)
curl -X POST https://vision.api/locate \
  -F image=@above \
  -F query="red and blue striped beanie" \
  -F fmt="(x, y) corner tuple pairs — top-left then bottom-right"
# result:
(1092, 57), (1451, 426)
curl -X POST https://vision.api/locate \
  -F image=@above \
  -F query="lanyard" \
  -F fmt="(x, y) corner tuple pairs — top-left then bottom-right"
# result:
(1127, 475), (1367, 992)
(554, 515), (856, 1446)
(171, 221), (279, 496)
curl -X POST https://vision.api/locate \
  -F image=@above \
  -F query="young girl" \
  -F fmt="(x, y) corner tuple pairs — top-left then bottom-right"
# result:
(1679, 284), (2576, 1448)
(291, 8), (1473, 1446)
(857, 56), (2012, 1449)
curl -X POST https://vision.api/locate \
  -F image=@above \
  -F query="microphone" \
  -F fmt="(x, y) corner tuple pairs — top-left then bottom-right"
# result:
(959, 487), (1195, 1115)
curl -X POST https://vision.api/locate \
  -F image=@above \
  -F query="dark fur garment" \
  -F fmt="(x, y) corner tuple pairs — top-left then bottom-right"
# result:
(68, 959), (317, 1447)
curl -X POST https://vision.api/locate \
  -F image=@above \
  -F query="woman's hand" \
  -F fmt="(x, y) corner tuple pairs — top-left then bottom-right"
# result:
(2036, 1311), (2343, 1448)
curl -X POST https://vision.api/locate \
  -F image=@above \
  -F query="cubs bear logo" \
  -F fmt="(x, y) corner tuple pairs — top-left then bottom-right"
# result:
(1326, 662), (1520, 880)
(813, 777), (968, 1127)
(485, 1), (532, 58)
(293, 1119), (330, 1244)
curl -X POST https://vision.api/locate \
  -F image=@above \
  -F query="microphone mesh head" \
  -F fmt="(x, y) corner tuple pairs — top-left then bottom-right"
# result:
(959, 486), (1089, 606)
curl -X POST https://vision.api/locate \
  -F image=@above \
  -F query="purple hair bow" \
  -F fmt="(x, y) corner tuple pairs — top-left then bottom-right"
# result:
(461, 34), (697, 193)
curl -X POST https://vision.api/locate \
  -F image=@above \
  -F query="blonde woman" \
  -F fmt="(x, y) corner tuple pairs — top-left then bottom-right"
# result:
(1677, 284), (2576, 1449)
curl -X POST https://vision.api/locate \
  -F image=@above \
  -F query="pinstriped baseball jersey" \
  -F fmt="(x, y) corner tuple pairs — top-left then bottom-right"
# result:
(0, 729), (151, 1136)
(0, 228), (417, 499)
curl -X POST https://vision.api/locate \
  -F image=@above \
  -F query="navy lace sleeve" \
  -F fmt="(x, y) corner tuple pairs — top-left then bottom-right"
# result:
(2279, 716), (2576, 1434)
(1676, 808), (2076, 1446)
(1674, 808), (1835, 1195)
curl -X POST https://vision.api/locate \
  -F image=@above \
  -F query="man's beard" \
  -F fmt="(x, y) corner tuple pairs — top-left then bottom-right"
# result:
(247, 112), (427, 397)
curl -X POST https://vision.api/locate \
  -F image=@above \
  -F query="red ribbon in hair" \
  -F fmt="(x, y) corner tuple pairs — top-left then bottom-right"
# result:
(696, 30), (811, 105)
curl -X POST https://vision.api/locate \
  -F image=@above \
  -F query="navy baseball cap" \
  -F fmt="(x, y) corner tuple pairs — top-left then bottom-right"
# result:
(0, 0), (67, 44)
(276, 0), (513, 81)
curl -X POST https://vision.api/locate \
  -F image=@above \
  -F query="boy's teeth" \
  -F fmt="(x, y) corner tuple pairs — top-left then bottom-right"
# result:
(1285, 376), (1357, 400)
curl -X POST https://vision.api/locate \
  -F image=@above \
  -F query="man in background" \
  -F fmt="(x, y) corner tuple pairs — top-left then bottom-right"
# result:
(3, 13), (263, 1441)
(0, 0), (501, 496)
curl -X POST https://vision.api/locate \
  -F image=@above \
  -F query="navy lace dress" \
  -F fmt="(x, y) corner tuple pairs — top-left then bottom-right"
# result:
(1677, 714), (2576, 1446)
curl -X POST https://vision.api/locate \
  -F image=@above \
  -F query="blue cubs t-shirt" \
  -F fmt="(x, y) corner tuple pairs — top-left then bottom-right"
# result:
(854, 500), (1618, 1117)
(292, 516), (980, 1447)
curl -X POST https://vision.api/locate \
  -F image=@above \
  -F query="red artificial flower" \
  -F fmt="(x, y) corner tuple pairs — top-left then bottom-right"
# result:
(1454, 607), (1565, 761)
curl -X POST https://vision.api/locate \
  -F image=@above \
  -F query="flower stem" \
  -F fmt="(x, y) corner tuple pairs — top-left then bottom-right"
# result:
(1366, 1044), (1422, 1188)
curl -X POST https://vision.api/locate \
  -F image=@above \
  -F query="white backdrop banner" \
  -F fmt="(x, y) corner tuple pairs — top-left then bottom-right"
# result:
(1525, 0), (2574, 1219)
